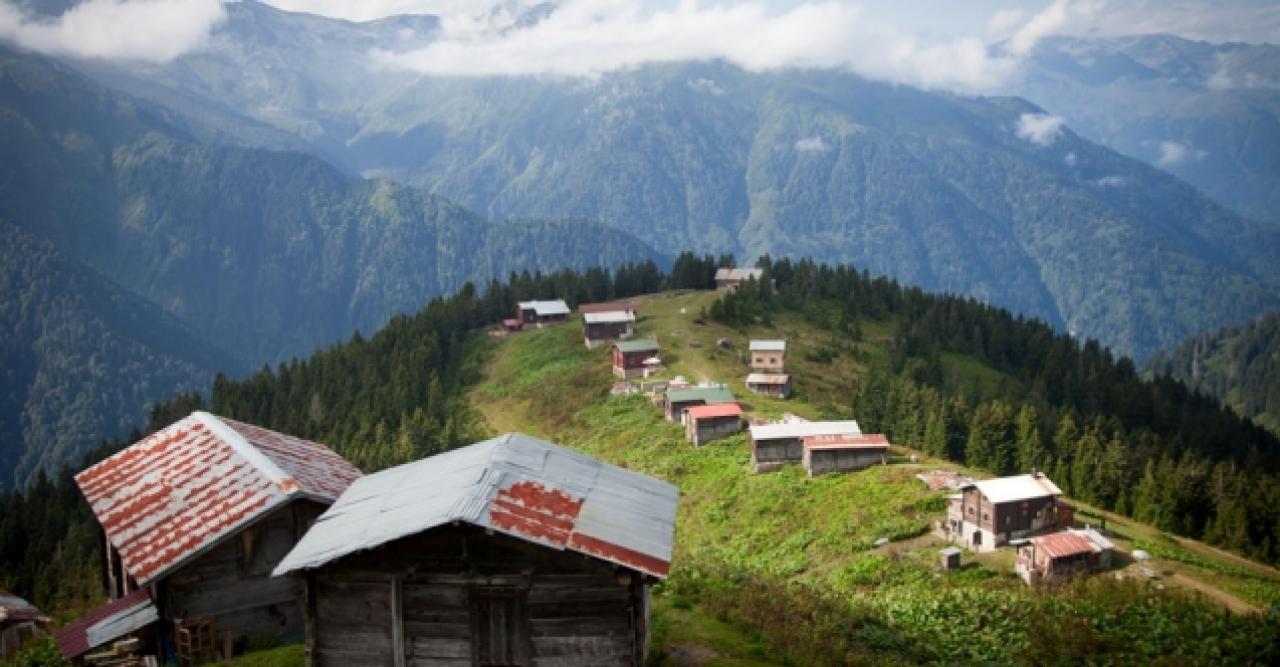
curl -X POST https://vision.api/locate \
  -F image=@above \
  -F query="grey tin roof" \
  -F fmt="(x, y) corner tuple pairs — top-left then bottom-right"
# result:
(274, 433), (679, 579)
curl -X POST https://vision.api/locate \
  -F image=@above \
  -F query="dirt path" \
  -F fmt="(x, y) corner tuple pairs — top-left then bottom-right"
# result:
(1167, 572), (1260, 614)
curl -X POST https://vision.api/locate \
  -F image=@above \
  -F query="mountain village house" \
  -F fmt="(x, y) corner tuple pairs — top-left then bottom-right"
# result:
(1, 589), (49, 660)
(749, 340), (786, 373)
(613, 339), (661, 378)
(517, 300), (570, 326)
(580, 301), (638, 348)
(747, 419), (863, 473)
(746, 372), (791, 399)
(944, 472), (1071, 552)
(1016, 528), (1115, 584)
(664, 386), (736, 422)
(684, 402), (744, 446)
(714, 267), (764, 290)
(801, 433), (891, 477)
(61, 412), (361, 663)
(272, 433), (679, 667)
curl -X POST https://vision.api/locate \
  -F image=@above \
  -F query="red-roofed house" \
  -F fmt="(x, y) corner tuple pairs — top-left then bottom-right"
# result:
(1016, 528), (1115, 584)
(73, 412), (361, 658)
(685, 403), (744, 446)
(801, 433), (890, 476)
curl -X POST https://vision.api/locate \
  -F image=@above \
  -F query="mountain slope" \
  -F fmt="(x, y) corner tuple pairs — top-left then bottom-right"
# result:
(0, 218), (241, 488)
(1010, 34), (1280, 227)
(0, 46), (665, 366)
(55, 1), (1280, 361)
(1148, 311), (1280, 436)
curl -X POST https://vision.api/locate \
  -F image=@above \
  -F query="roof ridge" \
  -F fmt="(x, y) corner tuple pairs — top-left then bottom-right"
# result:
(193, 411), (296, 493)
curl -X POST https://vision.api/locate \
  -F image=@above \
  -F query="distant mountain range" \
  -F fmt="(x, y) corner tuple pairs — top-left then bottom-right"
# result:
(56, 0), (1280, 363)
(0, 46), (662, 486)
(1011, 34), (1280, 228)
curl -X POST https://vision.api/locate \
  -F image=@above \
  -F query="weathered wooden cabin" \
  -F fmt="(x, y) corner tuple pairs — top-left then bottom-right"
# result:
(747, 419), (862, 472)
(801, 433), (890, 477)
(714, 267), (764, 290)
(665, 386), (736, 422)
(1015, 528), (1114, 584)
(748, 340), (786, 373)
(944, 472), (1069, 552)
(69, 412), (361, 660)
(517, 300), (570, 326)
(684, 403), (743, 446)
(613, 339), (660, 378)
(582, 311), (636, 348)
(273, 432), (679, 667)
(745, 372), (791, 398)
(1, 589), (49, 660)
(54, 589), (159, 664)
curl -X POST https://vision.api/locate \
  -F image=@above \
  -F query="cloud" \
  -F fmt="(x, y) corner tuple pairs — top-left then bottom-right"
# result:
(1093, 175), (1125, 187)
(367, 0), (1019, 91)
(1015, 112), (1066, 146)
(1156, 141), (1207, 167)
(1064, 152), (1077, 166)
(1007, 0), (1102, 56)
(0, 0), (225, 62)
(987, 8), (1027, 34)
(795, 136), (829, 152)
(262, 1), (477, 23)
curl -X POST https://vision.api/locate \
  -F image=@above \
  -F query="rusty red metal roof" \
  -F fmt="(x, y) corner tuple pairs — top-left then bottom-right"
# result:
(0, 589), (48, 625)
(76, 412), (361, 586)
(578, 300), (637, 314)
(1032, 531), (1097, 560)
(803, 433), (890, 450)
(685, 403), (743, 420)
(53, 589), (156, 660)
(275, 433), (679, 580)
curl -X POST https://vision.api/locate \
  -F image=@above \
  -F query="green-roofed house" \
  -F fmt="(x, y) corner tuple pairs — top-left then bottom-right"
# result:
(665, 386), (736, 422)
(613, 339), (661, 379)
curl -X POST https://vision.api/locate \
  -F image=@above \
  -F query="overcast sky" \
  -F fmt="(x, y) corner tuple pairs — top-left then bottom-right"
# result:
(1, 1), (1276, 89)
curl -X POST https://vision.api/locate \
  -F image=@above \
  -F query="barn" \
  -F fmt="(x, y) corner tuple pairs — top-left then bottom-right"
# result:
(748, 419), (862, 472)
(613, 339), (660, 378)
(745, 373), (791, 399)
(714, 267), (764, 290)
(801, 434), (890, 477)
(684, 403), (744, 446)
(517, 300), (570, 326)
(1016, 528), (1115, 584)
(664, 386), (736, 422)
(273, 432), (679, 667)
(68, 412), (361, 661)
(582, 311), (636, 348)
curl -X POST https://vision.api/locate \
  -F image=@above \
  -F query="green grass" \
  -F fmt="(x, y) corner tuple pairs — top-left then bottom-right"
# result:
(469, 292), (1280, 664)
(214, 645), (303, 667)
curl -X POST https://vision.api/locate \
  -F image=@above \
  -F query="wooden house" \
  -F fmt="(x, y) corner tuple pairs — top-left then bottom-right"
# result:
(517, 300), (570, 326)
(801, 434), (890, 477)
(944, 472), (1069, 552)
(67, 412), (361, 661)
(747, 419), (862, 472)
(714, 267), (764, 290)
(272, 432), (679, 667)
(665, 386), (736, 422)
(746, 372), (791, 398)
(1016, 528), (1115, 584)
(748, 340), (786, 373)
(613, 339), (660, 378)
(1, 589), (49, 660)
(582, 311), (636, 348)
(685, 403), (744, 446)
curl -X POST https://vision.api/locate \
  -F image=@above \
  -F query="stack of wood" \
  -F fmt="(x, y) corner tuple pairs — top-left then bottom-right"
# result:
(83, 637), (157, 666)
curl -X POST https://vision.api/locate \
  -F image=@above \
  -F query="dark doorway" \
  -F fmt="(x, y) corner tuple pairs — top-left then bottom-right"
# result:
(473, 587), (530, 667)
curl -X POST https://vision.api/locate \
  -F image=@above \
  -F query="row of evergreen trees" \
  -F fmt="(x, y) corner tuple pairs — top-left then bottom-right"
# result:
(710, 257), (1280, 565)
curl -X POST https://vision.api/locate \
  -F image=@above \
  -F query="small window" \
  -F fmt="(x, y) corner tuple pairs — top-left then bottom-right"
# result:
(1004, 515), (1011, 525)
(968, 507), (975, 515)
(982, 512), (989, 521)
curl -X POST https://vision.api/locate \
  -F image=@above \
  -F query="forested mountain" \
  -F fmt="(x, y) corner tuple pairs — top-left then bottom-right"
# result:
(0, 45), (664, 367)
(0, 219), (241, 489)
(55, 0), (1280, 362)
(1010, 34), (1280, 227)
(1148, 312), (1280, 436)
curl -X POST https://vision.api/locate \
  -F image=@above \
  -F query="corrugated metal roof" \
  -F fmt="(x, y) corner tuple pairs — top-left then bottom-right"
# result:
(803, 433), (890, 450)
(746, 373), (790, 385)
(686, 403), (743, 420)
(583, 311), (636, 324)
(0, 589), (48, 624)
(615, 338), (660, 353)
(749, 420), (862, 441)
(517, 300), (570, 316)
(666, 387), (736, 405)
(273, 433), (679, 580)
(749, 340), (786, 352)
(54, 589), (156, 660)
(1032, 531), (1096, 560)
(579, 300), (637, 314)
(75, 412), (361, 586)
(969, 473), (1062, 504)
(715, 268), (764, 281)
